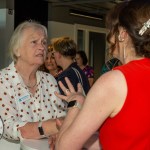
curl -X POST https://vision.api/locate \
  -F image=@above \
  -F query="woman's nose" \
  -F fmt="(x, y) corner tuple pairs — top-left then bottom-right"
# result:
(47, 57), (52, 63)
(39, 42), (47, 50)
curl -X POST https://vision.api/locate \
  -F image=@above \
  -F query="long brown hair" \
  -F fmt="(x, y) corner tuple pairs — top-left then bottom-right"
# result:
(106, 0), (150, 57)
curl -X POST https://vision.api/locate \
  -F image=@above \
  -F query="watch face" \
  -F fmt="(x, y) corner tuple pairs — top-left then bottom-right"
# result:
(67, 100), (76, 108)
(0, 117), (4, 139)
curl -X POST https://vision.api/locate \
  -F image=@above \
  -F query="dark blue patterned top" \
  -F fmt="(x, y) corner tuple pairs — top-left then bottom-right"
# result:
(56, 62), (90, 95)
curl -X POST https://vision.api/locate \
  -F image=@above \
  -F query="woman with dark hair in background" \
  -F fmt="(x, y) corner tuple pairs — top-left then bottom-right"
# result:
(76, 50), (94, 86)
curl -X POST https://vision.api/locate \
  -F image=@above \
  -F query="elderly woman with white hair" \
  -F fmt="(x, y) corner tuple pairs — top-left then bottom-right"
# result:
(0, 21), (66, 149)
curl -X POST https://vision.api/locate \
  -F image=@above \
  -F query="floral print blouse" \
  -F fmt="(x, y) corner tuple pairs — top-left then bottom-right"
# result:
(82, 65), (94, 79)
(0, 62), (67, 140)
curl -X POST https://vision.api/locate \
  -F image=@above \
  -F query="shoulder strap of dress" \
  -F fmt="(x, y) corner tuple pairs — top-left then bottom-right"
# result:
(71, 67), (83, 86)
(71, 67), (86, 96)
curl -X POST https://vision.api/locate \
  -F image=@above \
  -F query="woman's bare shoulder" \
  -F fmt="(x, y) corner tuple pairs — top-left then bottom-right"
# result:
(86, 70), (127, 117)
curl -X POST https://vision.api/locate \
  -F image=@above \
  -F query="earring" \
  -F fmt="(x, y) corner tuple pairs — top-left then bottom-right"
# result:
(123, 43), (126, 59)
(118, 35), (124, 42)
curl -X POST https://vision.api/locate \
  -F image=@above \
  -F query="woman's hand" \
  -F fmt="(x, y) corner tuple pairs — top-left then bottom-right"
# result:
(56, 118), (63, 131)
(49, 134), (57, 150)
(55, 77), (85, 104)
(48, 119), (63, 150)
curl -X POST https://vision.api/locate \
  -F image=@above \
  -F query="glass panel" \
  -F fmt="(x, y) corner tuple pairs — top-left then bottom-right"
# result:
(77, 29), (85, 51)
(89, 31), (106, 80)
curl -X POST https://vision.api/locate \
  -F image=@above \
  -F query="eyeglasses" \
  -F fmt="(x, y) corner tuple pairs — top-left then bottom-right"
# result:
(51, 51), (56, 57)
(52, 51), (55, 57)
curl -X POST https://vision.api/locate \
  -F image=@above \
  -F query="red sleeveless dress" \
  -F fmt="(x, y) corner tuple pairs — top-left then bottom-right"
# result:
(99, 58), (150, 150)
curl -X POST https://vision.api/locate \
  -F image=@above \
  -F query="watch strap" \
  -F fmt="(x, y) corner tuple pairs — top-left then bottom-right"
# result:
(67, 100), (82, 109)
(38, 122), (45, 136)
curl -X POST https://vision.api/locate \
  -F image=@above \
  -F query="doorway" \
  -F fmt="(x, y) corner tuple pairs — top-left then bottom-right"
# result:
(75, 24), (107, 82)
(89, 32), (106, 81)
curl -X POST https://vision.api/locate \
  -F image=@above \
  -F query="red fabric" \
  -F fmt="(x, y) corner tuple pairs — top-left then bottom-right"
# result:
(99, 58), (150, 150)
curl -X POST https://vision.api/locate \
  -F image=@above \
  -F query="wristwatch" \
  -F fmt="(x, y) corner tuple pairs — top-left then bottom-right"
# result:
(38, 122), (45, 137)
(67, 100), (82, 109)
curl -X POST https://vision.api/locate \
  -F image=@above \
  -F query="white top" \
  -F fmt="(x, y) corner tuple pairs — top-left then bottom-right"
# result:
(20, 138), (49, 150)
(0, 62), (67, 140)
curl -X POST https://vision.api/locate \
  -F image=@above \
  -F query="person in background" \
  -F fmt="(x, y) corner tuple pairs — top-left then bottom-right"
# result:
(50, 0), (150, 149)
(44, 44), (62, 79)
(76, 50), (94, 87)
(101, 57), (122, 75)
(51, 37), (90, 95)
(0, 21), (66, 148)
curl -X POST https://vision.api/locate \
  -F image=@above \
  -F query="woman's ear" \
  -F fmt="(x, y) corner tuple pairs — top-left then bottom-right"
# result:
(57, 52), (62, 59)
(118, 28), (127, 42)
(16, 49), (20, 57)
(118, 34), (124, 42)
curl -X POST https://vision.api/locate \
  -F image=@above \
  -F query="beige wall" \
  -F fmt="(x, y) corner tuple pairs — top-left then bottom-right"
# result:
(48, 21), (75, 43)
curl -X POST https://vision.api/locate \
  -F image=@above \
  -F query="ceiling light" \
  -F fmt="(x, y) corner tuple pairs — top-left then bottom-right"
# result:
(70, 9), (103, 21)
